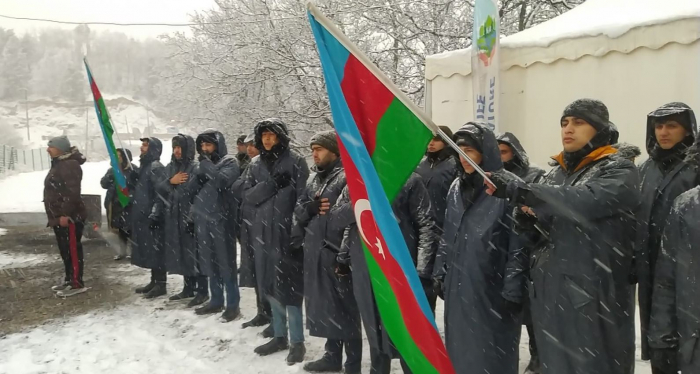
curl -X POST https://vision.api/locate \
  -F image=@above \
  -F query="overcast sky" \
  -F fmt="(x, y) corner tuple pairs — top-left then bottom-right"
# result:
(0, 0), (218, 39)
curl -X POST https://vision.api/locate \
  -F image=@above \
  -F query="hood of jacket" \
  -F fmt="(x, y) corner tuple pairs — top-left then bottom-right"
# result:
(646, 102), (697, 155)
(140, 137), (163, 163)
(116, 148), (132, 169)
(254, 118), (291, 151)
(172, 134), (196, 164)
(55, 147), (87, 165)
(496, 132), (530, 169)
(196, 129), (228, 162)
(453, 122), (503, 172)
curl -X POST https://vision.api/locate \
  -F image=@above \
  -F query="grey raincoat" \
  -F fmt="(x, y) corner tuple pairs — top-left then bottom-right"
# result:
(437, 123), (526, 374)
(415, 149), (457, 230)
(130, 137), (166, 270)
(191, 130), (240, 281)
(243, 119), (309, 306)
(156, 135), (200, 276)
(497, 132), (546, 184)
(636, 102), (698, 360)
(233, 156), (257, 288)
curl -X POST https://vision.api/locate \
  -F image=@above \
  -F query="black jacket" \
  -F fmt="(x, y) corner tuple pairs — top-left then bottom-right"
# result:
(415, 149), (457, 230)
(497, 132), (545, 184)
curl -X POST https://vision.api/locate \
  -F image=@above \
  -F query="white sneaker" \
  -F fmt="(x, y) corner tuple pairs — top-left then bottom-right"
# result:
(51, 282), (71, 292)
(57, 287), (88, 297)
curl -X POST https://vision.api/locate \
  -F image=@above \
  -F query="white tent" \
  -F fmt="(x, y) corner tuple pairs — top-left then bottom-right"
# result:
(425, 0), (700, 166)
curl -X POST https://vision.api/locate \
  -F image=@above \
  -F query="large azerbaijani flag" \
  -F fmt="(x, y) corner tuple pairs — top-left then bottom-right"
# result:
(307, 5), (455, 374)
(84, 58), (130, 208)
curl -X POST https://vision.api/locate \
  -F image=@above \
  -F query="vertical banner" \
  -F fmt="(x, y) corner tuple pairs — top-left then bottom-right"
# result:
(471, 0), (500, 131)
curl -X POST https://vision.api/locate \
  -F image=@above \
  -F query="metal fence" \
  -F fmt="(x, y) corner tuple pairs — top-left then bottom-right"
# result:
(0, 145), (51, 174)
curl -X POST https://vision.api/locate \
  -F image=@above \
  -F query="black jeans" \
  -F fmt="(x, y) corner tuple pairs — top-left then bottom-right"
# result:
(184, 275), (209, 296)
(325, 338), (362, 373)
(151, 269), (167, 283)
(53, 222), (85, 287)
(254, 282), (271, 317)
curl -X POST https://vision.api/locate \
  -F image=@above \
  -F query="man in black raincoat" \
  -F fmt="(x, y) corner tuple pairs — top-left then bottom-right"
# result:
(100, 148), (133, 261)
(415, 125), (457, 231)
(488, 99), (640, 374)
(332, 172), (438, 374)
(156, 135), (209, 307)
(236, 134), (251, 172)
(648, 178), (700, 374)
(190, 130), (241, 322)
(434, 123), (526, 374)
(131, 137), (167, 299)
(635, 102), (697, 374)
(292, 131), (362, 374)
(245, 119), (309, 364)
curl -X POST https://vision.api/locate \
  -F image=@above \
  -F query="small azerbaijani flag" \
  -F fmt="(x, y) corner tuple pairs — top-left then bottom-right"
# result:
(307, 4), (455, 374)
(84, 58), (130, 208)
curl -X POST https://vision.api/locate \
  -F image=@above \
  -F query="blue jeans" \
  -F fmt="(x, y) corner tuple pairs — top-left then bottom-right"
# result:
(209, 276), (240, 309)
(269, 297), (304, 344)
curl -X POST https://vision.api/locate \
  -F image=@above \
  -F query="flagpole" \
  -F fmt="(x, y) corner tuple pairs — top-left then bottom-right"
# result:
(306, 2), (493, 186)
(83, 56), (133, 169)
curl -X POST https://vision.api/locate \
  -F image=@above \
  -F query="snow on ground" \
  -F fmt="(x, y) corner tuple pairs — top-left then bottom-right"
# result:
(0, 228), (6, 236)
(0, 142), (172, 214)
(0, 251), (57, 270)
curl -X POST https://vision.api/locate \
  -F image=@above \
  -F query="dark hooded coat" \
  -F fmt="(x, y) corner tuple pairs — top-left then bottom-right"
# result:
(293, 159), (361, 339)
(648, 186), (700, 374)
(44, 147), (87, 227)
(100, 148), (134, 232)
(415, 149), (457, 230)
(636, 103), (698, 360)
(156, 135), (201, 276)
(511, 143), (640, 374)
(436, 123), (526, 374)
(243, 119), (309, 306)
(232, 156), (257, 288)
(130, 138), (166, 270)
(190, 130), (240, 281)
(497, 132), (545, 184)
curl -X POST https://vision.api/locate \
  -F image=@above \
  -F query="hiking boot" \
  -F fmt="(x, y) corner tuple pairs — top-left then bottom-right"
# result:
(254, 337), (289, 356)
(187, 294), (209, 308)
(51, 282), (71, 292)
(57, 287), (88, 297)
(242, 314), (271, 328)
(169, 289), (195, 301)
(287, 343), (306, 365)
(261, 323), (275, 338)
(143, 283), (167, 299)
(303, 356), (341, 372)
(135, 281), (155, 294)
(195, 303), (224, 315)
(221, 307), (242, 323)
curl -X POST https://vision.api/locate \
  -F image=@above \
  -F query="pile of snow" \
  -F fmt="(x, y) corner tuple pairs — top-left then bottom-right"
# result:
(0, 228), (7, 236)
(0, 251), (57, 270)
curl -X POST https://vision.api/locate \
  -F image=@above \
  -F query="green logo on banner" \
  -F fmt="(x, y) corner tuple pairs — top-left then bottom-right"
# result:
(477, 15), (497, 66)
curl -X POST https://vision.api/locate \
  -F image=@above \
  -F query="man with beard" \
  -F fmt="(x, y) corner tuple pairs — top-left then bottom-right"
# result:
(635, 103), (697, 374)
(487, 99), (640, 374)
(292, 131), (362, 374)
(415, 125), (457, 231)
(131, 137), (167, 299)
(246, 119), (309, 365)
(190, 130), (241, 322)
(45, 136), (88, 297)
(236, 134), (251, 171)
(100, 148), (134, 261)
(156, 134), (209, 307)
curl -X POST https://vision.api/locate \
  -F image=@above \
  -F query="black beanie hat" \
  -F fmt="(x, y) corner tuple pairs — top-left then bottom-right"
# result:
(309, 130), (340, 156)
(561, 99), (611, 132)
(237, 135), (247, 145)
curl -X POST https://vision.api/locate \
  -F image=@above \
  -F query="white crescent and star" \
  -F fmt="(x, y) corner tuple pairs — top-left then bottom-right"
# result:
(353, 199), (386, 260)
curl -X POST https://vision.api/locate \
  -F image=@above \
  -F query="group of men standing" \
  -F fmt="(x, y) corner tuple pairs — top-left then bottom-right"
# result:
(44, 98), (700, 374)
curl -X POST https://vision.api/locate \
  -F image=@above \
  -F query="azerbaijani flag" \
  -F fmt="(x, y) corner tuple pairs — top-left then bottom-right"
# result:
(84, 58), (130, 208)
(307, 5), (455, 374)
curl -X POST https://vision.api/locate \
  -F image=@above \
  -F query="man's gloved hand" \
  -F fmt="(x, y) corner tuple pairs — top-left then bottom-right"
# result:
(420, 277), (436, 300)
(335, 261), (351, 277)
(433, 278), (445, 300)
(502, 297), (523, 314)
(650, 348), (678, 374)
(305, 197), (322, 216)
(149, 218), (160, 230)
(272, 171), (292, 189)
(485, 170), (518, 199)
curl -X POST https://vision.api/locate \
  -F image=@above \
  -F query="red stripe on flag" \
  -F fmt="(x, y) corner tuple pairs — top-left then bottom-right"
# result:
(339, 139), (454, 374)
(89, 78), (103, 102)
(340, 55), (395, 156)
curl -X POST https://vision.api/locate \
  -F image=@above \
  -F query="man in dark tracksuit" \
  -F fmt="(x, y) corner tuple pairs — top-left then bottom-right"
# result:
(635, 102), (697, 374)
(45, 136), (88, 297)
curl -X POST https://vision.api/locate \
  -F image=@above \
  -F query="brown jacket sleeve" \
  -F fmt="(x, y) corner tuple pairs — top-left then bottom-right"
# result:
(56, 160), (84, 219)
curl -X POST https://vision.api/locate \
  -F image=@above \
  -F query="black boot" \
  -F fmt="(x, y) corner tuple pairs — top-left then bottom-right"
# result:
(303, 355), (342, 372)
(242, 314), (271, 328)
(135, 281), (155, 294)
(221, 307), (241, 323)
(195, 302), (224, 315)
(287, 343), (306, 365)
(187, 293), (209, 308)
(143, 283), (167, 299)
(169, 288), (194, 301)
(261, 323), (275, 338)
(254, 337), (289, 356)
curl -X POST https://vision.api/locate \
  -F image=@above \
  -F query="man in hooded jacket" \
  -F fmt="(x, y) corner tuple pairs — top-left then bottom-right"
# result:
(415, 125), (457, 231)
(435, 123), (526, 374)
(635, 102), (698, 374)
(292, 131), (362, 374)
(155, 134), (209, 307)
(131, 137), (167, 299)
(100, 148), (134, 261)
(487, 99), (640, 374)
(245, 119), (309, 364)
(189, 130), (241, 322)
(45, 136), (88, 297)
(236, 134), (251, 172)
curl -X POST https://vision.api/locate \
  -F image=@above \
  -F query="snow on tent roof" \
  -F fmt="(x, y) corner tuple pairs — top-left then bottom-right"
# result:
(426, 0), (700, 79)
